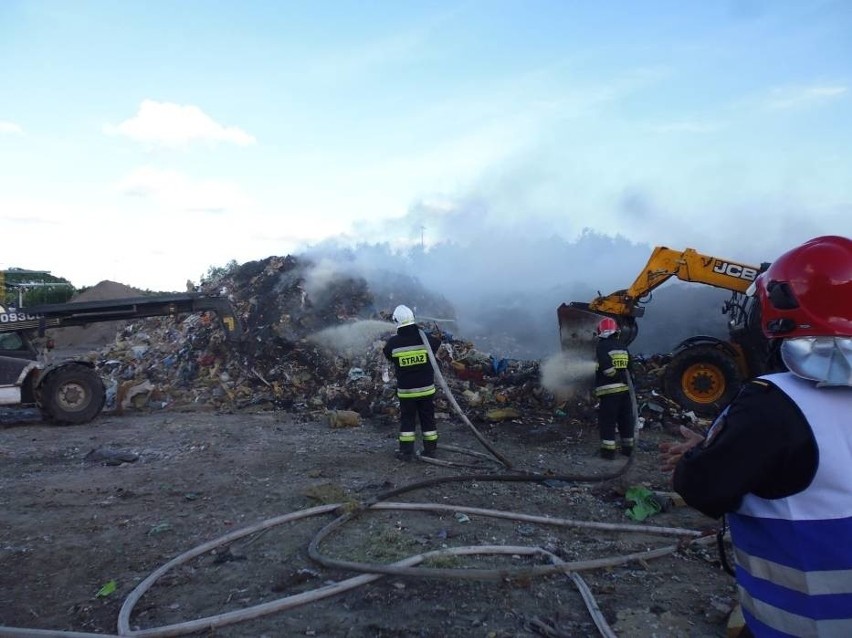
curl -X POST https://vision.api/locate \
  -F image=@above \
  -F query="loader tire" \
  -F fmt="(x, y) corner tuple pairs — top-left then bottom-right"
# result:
(40, 364), (106, 425)
(663, 346), (743, 417)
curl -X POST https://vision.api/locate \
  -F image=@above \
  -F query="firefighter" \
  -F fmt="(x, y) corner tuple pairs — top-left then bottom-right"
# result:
(382, 305), (442, 461)
(660, 235), (852, 637)
(594, 316), (634, 459)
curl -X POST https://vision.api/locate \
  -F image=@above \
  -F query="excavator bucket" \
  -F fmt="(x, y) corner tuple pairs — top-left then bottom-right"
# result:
(550, 304), (603, 397)
(554, 303), (640, 396)
(557, 303), (602, 355)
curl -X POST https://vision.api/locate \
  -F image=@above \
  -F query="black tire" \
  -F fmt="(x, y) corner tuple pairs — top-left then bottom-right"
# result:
(39, 364), (106, 425)
(663, 346), (743, 417)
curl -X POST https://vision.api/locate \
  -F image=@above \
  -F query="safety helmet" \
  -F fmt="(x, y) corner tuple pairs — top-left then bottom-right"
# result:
(755, 235), (852, 339)
(595, 317), (619, 338)
(392, 304), (415, 327)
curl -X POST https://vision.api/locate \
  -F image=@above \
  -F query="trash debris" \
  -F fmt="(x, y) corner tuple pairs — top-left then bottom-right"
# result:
(84, 447), (139, 466)
(95, 580), (117, 598)
(147, 522), (173, 536)
(327, 409), (361, 428)
(485, 407), (522, 422)
(624, 486), (669, 521)
(49, 255), (715, 433)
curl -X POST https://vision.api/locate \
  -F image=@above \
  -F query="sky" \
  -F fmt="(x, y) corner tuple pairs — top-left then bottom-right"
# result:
(1, 0), (851, 296)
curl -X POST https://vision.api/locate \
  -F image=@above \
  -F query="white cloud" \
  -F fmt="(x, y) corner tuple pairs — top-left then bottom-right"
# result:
(0, 121), (24, 135)
(103, 100), (256, 148)
(116, 166), (253, 213)
(766, 84), (848, 110)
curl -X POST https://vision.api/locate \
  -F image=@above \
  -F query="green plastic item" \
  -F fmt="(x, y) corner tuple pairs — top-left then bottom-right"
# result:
(96, 580), (117, 598)
(625, 486), (663, 521)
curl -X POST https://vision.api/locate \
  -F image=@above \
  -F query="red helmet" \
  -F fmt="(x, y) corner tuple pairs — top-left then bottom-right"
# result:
(755, 235), (852, 339)
(596, 317), (619, 338)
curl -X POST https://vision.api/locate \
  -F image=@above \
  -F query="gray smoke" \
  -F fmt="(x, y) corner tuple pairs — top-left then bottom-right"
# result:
(307, 319), (394, 360)
(540, 351), (597, 397)
(302, 230), (736, 360)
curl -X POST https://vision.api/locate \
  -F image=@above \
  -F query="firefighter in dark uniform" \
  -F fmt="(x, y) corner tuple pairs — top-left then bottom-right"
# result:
(594, 316), (634, 459)
(660, 235), (852, 637)
(383, 305), (442, 461)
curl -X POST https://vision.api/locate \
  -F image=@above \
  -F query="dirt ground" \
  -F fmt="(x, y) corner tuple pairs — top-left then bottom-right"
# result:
(0, 405), (738, 638)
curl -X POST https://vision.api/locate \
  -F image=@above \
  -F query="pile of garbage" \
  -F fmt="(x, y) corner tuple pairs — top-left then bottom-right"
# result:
(71, 255), (702, 433)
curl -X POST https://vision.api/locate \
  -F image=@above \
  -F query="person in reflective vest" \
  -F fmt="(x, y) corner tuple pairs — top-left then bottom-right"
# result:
(594, 316), (634, 459)
(660, 236), (852, 637)
(382, 305), (442, 461)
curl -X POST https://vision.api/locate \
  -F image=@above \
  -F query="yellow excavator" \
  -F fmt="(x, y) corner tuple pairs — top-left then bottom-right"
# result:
(558, 246), (777, 416)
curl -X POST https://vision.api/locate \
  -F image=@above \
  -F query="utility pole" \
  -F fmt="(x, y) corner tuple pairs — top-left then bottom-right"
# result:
(420, 225), (425, 249)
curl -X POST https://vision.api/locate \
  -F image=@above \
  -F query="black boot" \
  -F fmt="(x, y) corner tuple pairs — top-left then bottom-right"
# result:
(599, 447), (616, 460)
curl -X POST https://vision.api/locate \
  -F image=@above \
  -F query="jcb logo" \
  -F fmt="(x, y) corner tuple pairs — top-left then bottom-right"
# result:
(712, 261), (758, 281)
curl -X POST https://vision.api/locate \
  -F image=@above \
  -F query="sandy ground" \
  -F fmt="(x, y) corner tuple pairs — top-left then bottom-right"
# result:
(0, 406), (737, 637)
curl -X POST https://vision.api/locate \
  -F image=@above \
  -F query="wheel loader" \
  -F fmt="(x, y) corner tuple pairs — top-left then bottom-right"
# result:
(557, 245), (779, 416)
(0, 293), (242, 425)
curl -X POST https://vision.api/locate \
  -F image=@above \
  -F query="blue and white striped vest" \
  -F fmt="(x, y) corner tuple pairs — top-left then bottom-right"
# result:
(728, 372), (852, 637)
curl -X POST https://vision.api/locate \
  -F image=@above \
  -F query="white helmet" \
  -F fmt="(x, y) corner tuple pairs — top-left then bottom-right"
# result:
(392, 304), (415, 327)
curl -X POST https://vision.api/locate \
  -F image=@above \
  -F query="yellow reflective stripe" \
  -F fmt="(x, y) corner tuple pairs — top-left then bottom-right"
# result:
(595, 384), (628, 396)
(392, 344), (424, 354)
(399, 433), (416, 442)
(601, 440), (617, 450)
(422, 431), (438, 441)
(610, 350), (629, 369)
(398, 386), (436, 398)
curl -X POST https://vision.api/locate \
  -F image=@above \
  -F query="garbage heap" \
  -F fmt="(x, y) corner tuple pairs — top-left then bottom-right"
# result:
(81, 255), (704, 433)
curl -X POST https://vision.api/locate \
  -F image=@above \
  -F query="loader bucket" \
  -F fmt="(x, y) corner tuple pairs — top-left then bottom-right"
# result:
(550, 304), (604, 398)
(557, 303), (602, 354)
(552, 303), (638, 400)
(558, 303), (639, 348)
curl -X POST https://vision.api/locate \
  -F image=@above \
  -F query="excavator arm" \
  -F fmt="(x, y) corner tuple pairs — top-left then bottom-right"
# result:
(0, 293), (243, 344)
(559, 246), (767, 346)
(581, 246), (766, 318)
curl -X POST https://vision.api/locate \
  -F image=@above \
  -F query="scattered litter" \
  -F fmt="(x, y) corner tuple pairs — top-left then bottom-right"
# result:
(84, 447), (139, 466)
(624, 486), (670, 521)
(327, 410), (361, 428)
(46, 255), (712, 435)
(147, 522), (173, 536)
(95, 580), (117, 598)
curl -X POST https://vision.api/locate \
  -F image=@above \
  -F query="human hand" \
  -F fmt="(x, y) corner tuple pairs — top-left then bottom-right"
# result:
(659, 426), (705, 473)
